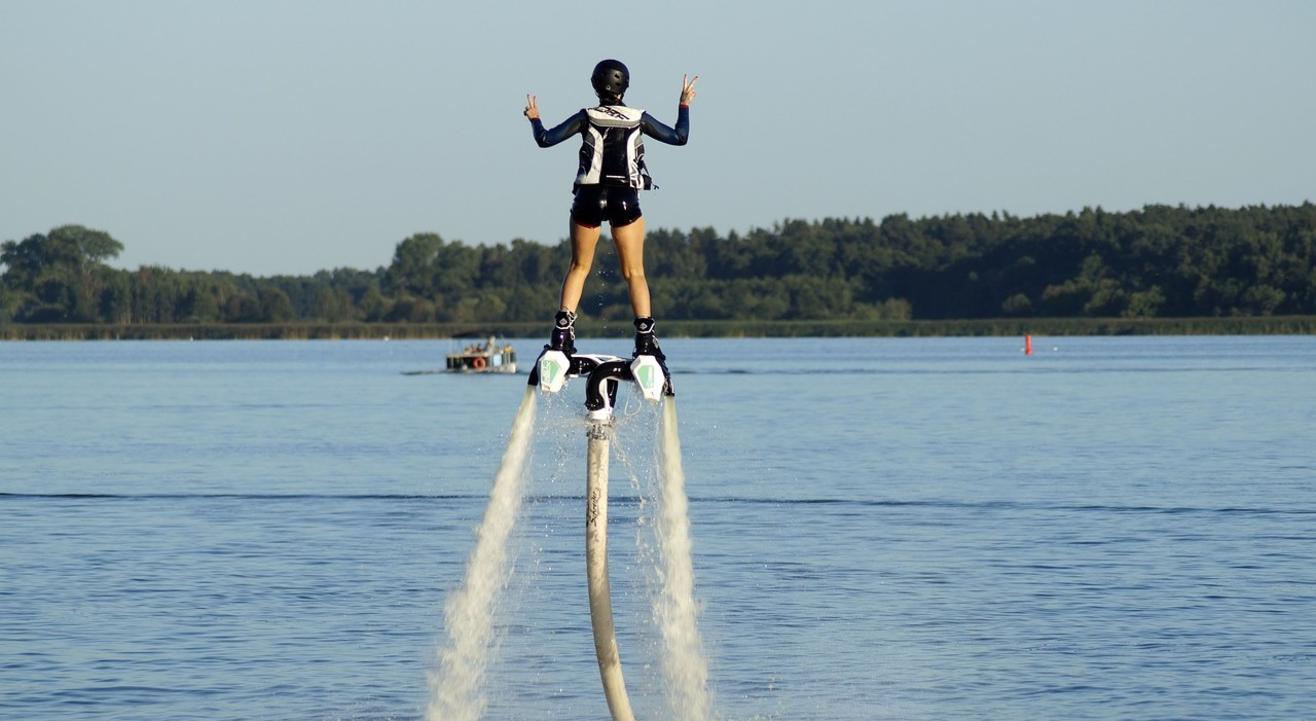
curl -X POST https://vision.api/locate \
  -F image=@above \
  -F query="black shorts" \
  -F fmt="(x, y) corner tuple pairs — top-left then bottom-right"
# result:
(570, 185), (642, 228)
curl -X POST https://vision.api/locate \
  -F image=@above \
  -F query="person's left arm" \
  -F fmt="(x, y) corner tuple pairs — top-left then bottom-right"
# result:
(524, 94), (586, 147)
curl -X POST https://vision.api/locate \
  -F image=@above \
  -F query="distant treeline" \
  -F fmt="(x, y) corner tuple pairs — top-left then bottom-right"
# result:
(3, 204), (1314, 331)
(7, 316), (1316, 342)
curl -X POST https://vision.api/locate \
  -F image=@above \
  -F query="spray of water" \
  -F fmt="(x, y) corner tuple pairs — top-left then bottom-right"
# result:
(427, 387), (538, 721)
(655, 398), (713, 721)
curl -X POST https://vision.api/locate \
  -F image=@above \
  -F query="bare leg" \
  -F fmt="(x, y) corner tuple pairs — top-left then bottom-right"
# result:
(559, 221), (603, 313)
(611, 217), (650, 318)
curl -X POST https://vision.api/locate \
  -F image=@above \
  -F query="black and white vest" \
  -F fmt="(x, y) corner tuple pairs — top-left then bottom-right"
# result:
(575, 106), (655, 190)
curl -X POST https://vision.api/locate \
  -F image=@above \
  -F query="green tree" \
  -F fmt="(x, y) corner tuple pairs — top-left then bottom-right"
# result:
(1, 225), (124, 322)
(1124, 286), (1165, 318)
(258, 287), (295, 322)
(1001, 293), (1033, 316)
(0, 287), (14, 323)
(225, 293), (262, 322)
(383, 233), (444, 297)
(6, 203), (1316, 326)
(186, 285), (221, 322)
(98, 272), (133, 323)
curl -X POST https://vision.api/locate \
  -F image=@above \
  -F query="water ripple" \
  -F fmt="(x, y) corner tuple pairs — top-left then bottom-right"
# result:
(5, 492), (1311, 517)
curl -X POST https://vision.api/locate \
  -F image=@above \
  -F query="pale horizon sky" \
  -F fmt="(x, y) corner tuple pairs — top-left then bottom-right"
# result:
(3, 0), (1314, 276)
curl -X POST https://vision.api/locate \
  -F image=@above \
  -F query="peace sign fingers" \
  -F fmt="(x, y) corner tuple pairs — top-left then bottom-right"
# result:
(680, 74), (699, 105)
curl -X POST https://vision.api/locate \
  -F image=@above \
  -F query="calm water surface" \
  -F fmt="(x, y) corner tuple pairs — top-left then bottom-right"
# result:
(2, 337), (1315, 720)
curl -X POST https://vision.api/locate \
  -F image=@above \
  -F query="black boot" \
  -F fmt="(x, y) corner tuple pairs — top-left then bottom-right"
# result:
(632, 316), (665, 360)
(547, 310), (576, 355)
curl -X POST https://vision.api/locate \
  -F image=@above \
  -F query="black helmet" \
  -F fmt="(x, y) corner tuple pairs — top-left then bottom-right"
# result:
(591, 59), (629, 102)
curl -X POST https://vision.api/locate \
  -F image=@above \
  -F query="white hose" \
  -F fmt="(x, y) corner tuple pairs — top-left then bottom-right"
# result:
(586, 420), (637, 721)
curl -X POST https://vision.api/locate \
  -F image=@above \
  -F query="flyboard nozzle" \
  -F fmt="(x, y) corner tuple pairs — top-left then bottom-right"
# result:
(629, 355), (669, 401)
(531, 349), (571, 392)
(532, 351), (613, 394)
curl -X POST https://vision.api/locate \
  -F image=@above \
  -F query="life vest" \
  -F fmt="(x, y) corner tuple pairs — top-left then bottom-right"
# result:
(575, 106), (655, 190)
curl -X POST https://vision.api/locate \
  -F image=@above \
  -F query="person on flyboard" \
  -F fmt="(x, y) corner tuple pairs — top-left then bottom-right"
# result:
(524, 60), (698, 368)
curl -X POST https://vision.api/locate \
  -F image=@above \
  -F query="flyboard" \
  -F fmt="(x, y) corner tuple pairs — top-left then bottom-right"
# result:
(528, 348), (673, 721)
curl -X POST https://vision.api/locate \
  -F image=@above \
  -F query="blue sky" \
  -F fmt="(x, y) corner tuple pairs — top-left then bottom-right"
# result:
(3, 0), (1314, 275)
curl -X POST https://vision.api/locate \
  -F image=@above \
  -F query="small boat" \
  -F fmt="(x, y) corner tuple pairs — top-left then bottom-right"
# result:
(446, 336), (518, 374)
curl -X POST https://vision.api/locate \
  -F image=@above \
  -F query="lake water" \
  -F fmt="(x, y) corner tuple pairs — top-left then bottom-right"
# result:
(2, 336), (1315, 720)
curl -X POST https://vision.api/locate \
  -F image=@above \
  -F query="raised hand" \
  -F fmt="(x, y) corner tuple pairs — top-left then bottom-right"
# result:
(524, 94), (540, 120)
(680, 74), (699, 106)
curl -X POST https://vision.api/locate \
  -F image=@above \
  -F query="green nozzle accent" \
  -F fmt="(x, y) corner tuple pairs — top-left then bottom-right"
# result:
(542, 359), (561, 385)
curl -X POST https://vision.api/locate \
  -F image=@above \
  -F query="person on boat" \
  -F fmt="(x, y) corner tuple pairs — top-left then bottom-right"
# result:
(524, 59), (698, 362)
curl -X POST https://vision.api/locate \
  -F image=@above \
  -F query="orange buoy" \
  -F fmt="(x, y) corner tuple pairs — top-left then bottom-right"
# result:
(1024, 335), (1033, 355)
(472, 356), (487, 370)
